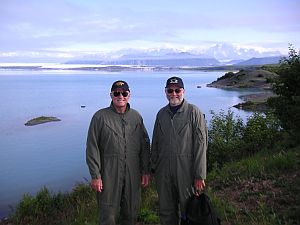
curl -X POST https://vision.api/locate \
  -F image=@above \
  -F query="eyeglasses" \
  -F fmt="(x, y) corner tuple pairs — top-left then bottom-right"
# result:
(113, 91), (129, 97)
(167, 88), (182, 94)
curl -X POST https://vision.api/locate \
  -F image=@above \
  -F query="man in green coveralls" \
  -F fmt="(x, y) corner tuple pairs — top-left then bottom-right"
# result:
(151, 76), (208, 225)
(86, 80), (151, 225)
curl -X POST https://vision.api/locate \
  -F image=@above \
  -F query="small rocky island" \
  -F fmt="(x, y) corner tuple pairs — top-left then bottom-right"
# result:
(25, 116), (61, 126)
(207, 69), (278, 112)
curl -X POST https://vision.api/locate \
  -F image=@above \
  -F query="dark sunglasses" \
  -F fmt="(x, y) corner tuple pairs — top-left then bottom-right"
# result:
(167, 88), (182, 94)
(113, 91), (129, 97)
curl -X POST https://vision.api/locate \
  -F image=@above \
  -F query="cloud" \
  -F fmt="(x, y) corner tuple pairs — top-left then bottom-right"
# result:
(0, 0), (299, 55)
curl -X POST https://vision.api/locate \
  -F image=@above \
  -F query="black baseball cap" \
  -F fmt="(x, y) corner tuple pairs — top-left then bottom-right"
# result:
(165, 76), (184, 89)
(111, 80), (130, 92)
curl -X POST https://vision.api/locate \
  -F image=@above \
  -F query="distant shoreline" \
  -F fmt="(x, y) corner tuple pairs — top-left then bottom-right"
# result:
(0, 64), (267, 72)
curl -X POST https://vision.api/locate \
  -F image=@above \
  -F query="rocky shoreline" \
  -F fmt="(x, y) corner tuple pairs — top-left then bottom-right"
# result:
(206, 69), (278, 112)
(233, 92), (276, 112)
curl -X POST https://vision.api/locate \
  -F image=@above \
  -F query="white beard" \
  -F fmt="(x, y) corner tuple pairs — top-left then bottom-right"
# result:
(169, 96), (183, 106)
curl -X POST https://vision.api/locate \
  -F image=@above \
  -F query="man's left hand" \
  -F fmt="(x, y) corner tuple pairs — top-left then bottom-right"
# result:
(194, 179), (205, 196)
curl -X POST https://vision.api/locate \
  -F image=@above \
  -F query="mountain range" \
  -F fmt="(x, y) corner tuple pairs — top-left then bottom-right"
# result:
(0, 43), (284, 66)
(64, 44), (284, 67)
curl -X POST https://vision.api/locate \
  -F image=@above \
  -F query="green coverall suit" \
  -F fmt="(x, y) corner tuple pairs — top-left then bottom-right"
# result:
(151, 100), (208, 225)
(86, 103), (150, 225)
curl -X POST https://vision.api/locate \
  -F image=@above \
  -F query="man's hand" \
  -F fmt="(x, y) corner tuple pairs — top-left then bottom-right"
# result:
(141, 174), (151, 188)
(91, 178), (103, 192)
(194, 179), (205, 196)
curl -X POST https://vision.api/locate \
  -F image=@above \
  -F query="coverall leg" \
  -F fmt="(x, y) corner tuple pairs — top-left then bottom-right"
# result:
(156, 172), (180, 225)
(97, 161), (126, 225)
(120, 165), (141, 225)
(97, 192), (118, 225)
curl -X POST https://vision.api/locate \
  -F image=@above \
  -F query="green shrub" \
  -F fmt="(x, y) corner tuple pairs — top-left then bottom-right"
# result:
(268, 45), (300, 144)
(208, 110), (283, 171)
(208, 110), (244, 170)
(242, 112), (281, 155)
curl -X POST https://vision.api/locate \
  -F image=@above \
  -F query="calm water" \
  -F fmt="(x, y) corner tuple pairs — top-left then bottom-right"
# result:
(0, 69), (258, 217)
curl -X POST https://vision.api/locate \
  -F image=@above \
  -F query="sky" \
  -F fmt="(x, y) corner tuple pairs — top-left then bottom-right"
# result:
(0, 0), (299, 61)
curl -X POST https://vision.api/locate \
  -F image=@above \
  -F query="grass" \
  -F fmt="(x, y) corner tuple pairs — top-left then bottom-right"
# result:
(11, 183), (98, 225)
(207, 146), (300, 225)
(139, 181), (160, 224)
(6, 181), (158, 225)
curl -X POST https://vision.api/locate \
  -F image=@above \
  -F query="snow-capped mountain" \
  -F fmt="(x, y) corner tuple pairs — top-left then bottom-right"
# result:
(202, 43), (282, 61)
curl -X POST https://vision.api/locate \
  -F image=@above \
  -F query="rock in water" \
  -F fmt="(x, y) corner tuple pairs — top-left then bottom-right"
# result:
(25, 116), (61, 126)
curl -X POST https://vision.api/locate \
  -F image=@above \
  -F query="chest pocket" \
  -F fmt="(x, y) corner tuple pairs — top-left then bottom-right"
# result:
(177, 121), (191, 135)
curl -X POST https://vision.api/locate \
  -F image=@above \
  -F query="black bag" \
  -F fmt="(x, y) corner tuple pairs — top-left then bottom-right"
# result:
(182, 193), (221, 225)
